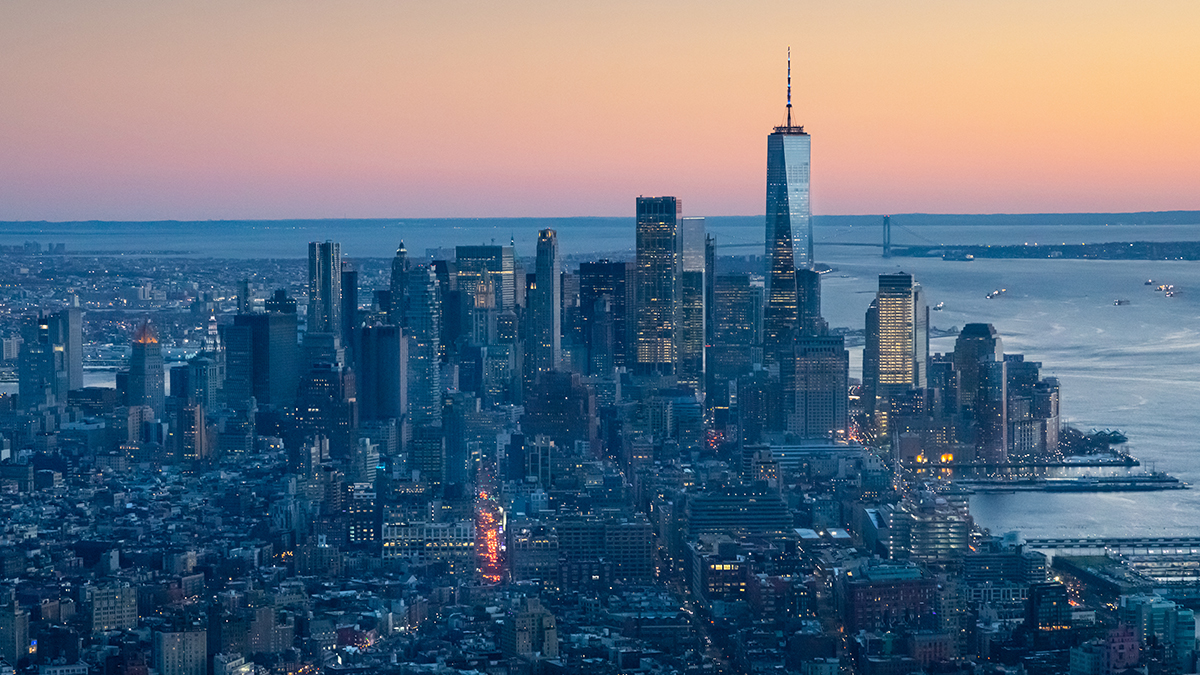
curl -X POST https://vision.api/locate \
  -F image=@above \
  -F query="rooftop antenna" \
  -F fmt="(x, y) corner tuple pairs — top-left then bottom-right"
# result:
(786, 47), (792, 128)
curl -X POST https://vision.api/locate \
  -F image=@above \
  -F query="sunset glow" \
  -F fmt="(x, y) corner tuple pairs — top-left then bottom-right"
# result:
(3, 0), (1198, 220)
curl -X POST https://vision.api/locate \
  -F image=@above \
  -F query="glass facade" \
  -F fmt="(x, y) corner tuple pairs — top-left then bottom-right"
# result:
(763, 127), (811, 361)
(635, 196), (681, 374)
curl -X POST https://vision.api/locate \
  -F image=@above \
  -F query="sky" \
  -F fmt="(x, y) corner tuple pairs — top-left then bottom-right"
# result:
(2, 1), (1199, 221)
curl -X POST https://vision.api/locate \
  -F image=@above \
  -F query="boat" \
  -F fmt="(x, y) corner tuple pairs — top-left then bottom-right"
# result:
(1146, 279), (1154, 285)
(933, 302), (945, 311)
(985, 288), (1007, 299)
(1114, 299), (1131, 306)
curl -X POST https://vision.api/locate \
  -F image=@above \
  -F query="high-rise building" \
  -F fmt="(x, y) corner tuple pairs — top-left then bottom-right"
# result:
(358, 325), (408, 422)
(455, 244), (516, 311)
(679, 217), (706, 394)
(705, 233), (716, 345)
(953, 324), (1006, 463)
(786, 336), (849, 440)
(340, 262), (358, 353)
(389, 241), (411, 326)
(635, 196), (681, 375)
(406, 265), (442, 428)
(579, 260), (633, 372)
(763, 54), (812, 363)
(294, 363), (357, 459)
(530, 229), (561, 374)
(223, 298), (300, 410)
(796, 269), (826, 337)
(17, 308), (81, 408)
(307, 241), (341, 335)
(863, 273), (929, 432)
(128, 322), (165, 419)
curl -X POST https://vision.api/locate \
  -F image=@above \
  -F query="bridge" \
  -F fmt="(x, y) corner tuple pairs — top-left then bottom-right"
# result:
(714, 216), (938, 254)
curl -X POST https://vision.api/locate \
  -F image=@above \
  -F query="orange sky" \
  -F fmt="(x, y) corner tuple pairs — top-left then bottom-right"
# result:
(2, 0), (1198, 220)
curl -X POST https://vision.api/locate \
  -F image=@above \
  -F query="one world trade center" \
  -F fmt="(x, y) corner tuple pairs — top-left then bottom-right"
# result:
(763, 51), (812, 364)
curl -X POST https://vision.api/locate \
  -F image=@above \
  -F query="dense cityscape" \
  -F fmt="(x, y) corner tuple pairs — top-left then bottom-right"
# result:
(1, 75), (1197, 675)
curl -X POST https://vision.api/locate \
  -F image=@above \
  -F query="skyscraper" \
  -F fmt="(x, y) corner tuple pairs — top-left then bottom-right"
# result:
(18, 308), (80, 408)
(307, 241), (341, 334)
(340, 261), (358, 353)
(455, 244), (516, 311)
(763, 52), (812, 363)
(389, 241), (411, 327)
(579, 260), (633, 371)
(358, 324), (408, 422)
(863, 273), (929, 432)
(786, 336), (849, 440)
(796, 268), (826, 337)
(678, 217), (707, 394)
(530, 229), (561, 373)
(406, 265), (442, 428)
(223, 295), (300, 410)
(128, 321), (165, 419)
(635, 196), (681, 375)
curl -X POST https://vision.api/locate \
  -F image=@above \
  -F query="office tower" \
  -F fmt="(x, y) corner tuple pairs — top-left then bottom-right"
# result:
(712, 275), (764, 346)
(307, 241), (341, 334)
(587, 296), (615, 376)
(953, 323), (1003, 413)
(175, 402), (208, 464)
(128, 322), (165, 418)
(705, 233), (716, 344)
(579, 260), (633, 372)
(678, 216), (706, 393)
(796, 269), (826, 336)
(223, 298), (300, 410)
(863, 273), (929, 432)
(358, 325), (408, 422)
(294, 363), (357, 459)
(530, 229), (561, 373)
(17, 310), (75, 408)
(406, 265), (442, 428)
(560, 270), (584, 369)
(237, 279), (251, 313)
(523, 371), (599, 452)
(340, 262), (358, 353)
(635, 196), (681, 375)
(185, 351), (222, 410)
(389, 241), (411, 326)
(953, 324), (1006, 462)
(786, 335), (849, 440)
(455, 244), (516, 311)
(763, 54), (812, 363)
(17, 308), (82, 407)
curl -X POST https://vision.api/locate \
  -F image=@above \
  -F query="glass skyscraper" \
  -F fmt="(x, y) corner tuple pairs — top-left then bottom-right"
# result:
(635, 196), (681, 375)
(763, 59), (812, 363)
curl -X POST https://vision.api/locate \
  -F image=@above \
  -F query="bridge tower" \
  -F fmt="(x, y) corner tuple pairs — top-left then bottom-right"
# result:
(882, 215), (892, 258)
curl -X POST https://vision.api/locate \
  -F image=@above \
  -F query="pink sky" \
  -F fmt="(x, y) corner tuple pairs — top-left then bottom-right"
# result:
(2, 1), (1198, 220)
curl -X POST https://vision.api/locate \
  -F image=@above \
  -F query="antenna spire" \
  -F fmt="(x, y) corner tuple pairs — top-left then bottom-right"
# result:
(786, 47), (792, 128)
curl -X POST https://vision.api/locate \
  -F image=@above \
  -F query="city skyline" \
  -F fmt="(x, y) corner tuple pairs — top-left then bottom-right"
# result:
(3, 1), (1199, 221)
